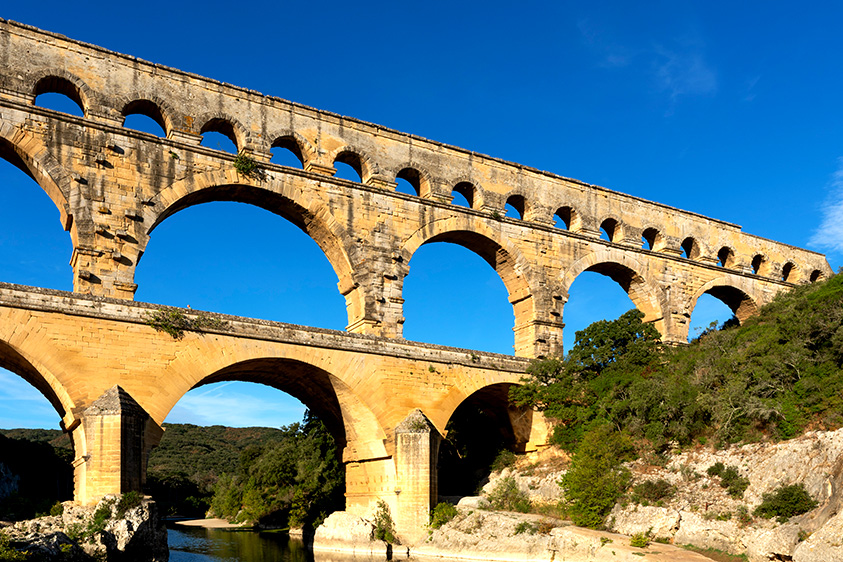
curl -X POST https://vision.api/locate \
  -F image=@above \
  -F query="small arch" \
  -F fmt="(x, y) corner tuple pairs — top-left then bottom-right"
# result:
(121, 99), (168, 137)
(452, 181), (475, 208)
(809, 269), (823, 283)
(199, 117), (240, 153)
(781, 262), (799, 283)
(717, 246), (736, 269)
(641, 227), (663, 251)
(751, 254), (769, 276)
(396, 167), (424, 196)
(33, 75), (86, 117)
(554, 206), (580, 231)
(505, 194), (525, 220)
(333, 150), (365, 183)
(600, 218), (620, 242)
(681, 237), (700, 260)
(270, 135), (305, 168)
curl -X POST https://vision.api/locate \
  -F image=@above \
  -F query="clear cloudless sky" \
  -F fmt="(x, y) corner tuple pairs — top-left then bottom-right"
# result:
(1, 1), (841, 429)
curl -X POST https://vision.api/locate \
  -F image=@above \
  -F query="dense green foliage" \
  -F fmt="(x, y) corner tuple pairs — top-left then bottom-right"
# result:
(208, 412), (344, 529)
(513, 273), (843, 452)
(707, 463), (750, 498)
(754, 484), (818, 522)
(373, 499), (398, 544)
(630, 478), (675, 506)
(0, 433), (73, 520)
(429, 502), (459, 530)
(0, 532), (27, 561)
(486, 476), (531, 513)
(559, 423), (634, 528)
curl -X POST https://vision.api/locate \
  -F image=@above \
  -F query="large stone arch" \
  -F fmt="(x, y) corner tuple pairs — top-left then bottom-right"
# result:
(154, 353), (389, 463)
(689, 276), (760, 327)
(560, 248), (667, 338)
(143, 170), (371, 332)
(399, 216), (544, 356)
(29, 69), (98, 118)
(0, 122), (79, 245)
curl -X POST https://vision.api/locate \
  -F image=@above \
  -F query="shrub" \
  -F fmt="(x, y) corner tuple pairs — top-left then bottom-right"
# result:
(630, 479), (675, 505)
(116, 491), (143, 518)
(560, 424), (633, 529)
(513, 521), (537, 535)
(754, 484), (818, 523)
(429, 502), (458, 530)
(50, 501), (64, 517)
(719, 466), (750, 498)
(706, 462), (725, 477)
(373, 499), (398, 544)
(0, 532), (26, 561)
(487, 476), (531, 513)
(629, 529), (651, 548)
(491, 449), (517, 472)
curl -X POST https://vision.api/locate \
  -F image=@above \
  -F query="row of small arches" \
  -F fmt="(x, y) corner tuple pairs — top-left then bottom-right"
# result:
(31, 75), (823, 286)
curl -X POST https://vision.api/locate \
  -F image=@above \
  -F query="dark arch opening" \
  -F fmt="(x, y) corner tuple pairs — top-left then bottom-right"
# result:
(681, 237), (700, 260)
(0, 341), (74, 520)
(717, 246), (735, 268)
(33, 76), (85, 117)
(403, 238), (514, 353)
(333, 151), (363, 183)
(438, 383), (526, 498)
(642, 227), (661, 251)
(599, 218), (619, 242)
(505, 195), (525, 220)
(782, 262), (797, 282)
(200, 119), (238, 154)
(452, 182), (474, 208)
(554, 206), (575, 230)
(122, 100), (167, 137)
(810, 269), (823, 283)
(751, 254), (767, 276)
(396, 168), (422, 196)
(139, 192), (347, 329)
(270, 136), (305, 168)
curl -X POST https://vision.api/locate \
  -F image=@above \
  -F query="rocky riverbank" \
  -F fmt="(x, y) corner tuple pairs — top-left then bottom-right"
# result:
(0, 495), (168, 561)
(315, 428), (843, 562)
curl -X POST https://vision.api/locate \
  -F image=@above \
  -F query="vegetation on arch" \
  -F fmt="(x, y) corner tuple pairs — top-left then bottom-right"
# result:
(144, 308), (227, 339)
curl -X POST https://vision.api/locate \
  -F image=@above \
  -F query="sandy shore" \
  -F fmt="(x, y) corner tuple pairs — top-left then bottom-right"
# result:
(174, 518), (247, 529)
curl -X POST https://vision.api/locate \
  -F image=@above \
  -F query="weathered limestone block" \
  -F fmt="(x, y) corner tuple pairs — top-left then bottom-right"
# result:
(312, 511), (388, 557)
(745, 524), (800, 562)
(673, 511), (747, 555)
(608, 505), (681, 539)
(792, 510), (843, 562)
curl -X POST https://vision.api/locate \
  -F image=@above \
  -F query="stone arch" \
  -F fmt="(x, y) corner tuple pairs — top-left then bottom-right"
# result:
(555, 206), (582, 232)
(155, 353), (388, 461)
(642, 226), (665, 251)
(689, 277), (759, 325)
(391, 164), (434, 197)
(399, 216), (542, 355)
(0, 335), (77, 430)
(329, 146), (378, 184)
(781, 261), (800, 283)
(0, 122), (79, 246)
(117, 96), (175, 137)
(269, 130), (317, 169)
(560, 249), (666, 336)
(195, 112), (249, 152)
(30, 70), (95, 117)
(599, 216), (622, 242)
(144, 170), (368, 330)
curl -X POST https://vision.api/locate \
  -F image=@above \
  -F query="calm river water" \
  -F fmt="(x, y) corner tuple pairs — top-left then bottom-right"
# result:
(168, 526), (313, 562)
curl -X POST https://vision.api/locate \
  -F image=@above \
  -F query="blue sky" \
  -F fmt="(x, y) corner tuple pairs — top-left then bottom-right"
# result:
(1, 1), (842, 429)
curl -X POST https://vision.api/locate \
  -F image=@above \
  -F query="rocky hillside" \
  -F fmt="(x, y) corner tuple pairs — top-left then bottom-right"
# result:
(477, 428), (843, 562)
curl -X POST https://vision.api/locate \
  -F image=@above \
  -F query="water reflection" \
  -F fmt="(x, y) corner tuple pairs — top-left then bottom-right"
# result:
(168, 526), (311, 562)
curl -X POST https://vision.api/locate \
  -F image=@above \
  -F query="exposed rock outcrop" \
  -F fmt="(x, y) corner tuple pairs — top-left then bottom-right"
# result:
(2, 496), (167, 561)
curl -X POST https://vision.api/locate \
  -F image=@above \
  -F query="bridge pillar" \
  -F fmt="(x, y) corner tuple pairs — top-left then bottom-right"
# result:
(393, 409), (441, 544)
(72, 385), (162, 505)
(71, 245), (138, 300)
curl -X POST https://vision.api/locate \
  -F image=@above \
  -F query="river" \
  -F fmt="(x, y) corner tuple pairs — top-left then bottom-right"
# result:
(168, 526), (313, 562)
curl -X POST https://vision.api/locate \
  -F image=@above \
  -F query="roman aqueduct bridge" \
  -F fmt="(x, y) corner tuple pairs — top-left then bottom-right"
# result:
(0, 19), (832, 541)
